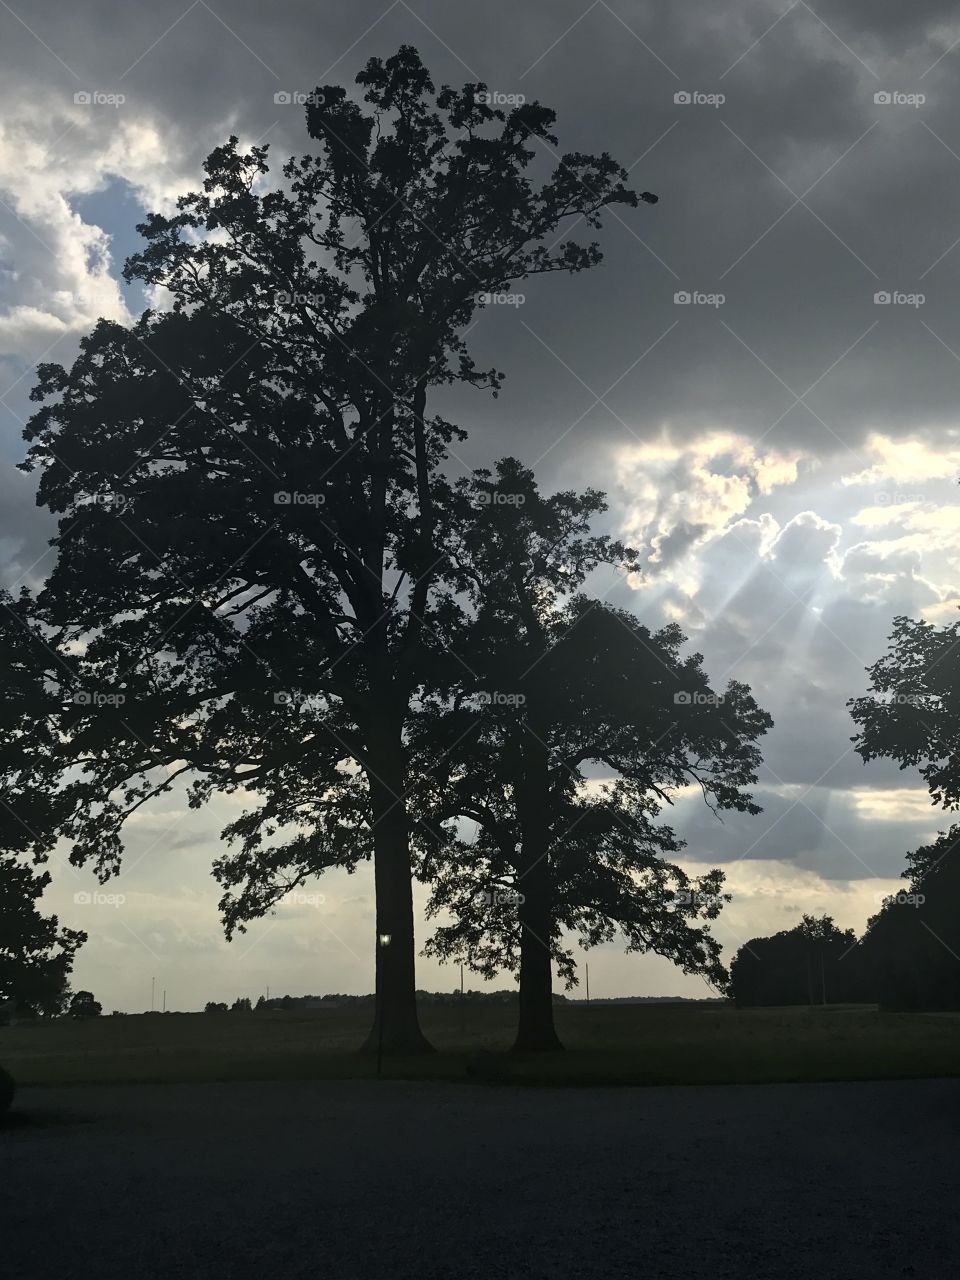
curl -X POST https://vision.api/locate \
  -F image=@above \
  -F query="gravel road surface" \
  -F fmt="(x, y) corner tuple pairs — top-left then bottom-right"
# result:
(3, 1077), (959, 1279)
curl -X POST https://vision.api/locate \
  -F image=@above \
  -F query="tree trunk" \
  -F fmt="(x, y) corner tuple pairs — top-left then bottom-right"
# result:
(514, 852), (562, 1051)
(512, 728), (563, 1052)
(360, 723), (434, 1055)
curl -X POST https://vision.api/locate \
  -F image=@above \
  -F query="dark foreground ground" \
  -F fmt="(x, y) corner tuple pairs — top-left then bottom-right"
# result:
(4, 1077), (960, 1279)
(5, 1002), (960, 1086)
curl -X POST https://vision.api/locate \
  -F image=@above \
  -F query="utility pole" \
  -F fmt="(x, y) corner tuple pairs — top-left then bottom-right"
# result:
(585, 963), (591, 1005)
(460, 964), (464, 997)
(162, 989), (166, 1014)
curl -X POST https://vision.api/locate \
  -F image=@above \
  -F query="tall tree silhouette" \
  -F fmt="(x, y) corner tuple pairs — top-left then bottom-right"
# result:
(409, 460), (771, 1049)
(18, 48), (653, 1052)
(0, 853), (85, 1017)
(0, 590), (86, 1018)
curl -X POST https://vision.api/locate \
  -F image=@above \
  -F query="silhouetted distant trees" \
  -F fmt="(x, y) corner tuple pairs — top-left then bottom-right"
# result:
(731, 860), (960, 1010)
(729, 915), (870, 1007)
(250, 989), (561, 1010)
(68, 990), (102, 1018)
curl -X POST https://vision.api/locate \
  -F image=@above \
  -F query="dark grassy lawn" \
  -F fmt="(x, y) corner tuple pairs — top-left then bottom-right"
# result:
(3, 1000), (960, 1087)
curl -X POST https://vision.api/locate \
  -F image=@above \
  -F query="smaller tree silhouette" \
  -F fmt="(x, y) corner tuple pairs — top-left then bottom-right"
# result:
(68, 990), (102, 1018)
(0, 850), (86, 1017)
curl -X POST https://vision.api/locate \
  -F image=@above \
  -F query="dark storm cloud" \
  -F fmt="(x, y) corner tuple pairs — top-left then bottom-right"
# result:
(3, 0), (960, 468)
(672, 780), (943, 882)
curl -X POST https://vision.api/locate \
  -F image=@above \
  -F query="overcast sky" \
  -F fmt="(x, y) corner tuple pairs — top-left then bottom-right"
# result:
(2, 0), (959, 1010)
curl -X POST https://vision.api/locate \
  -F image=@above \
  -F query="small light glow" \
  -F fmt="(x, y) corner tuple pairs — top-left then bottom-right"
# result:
(378, 933), (392, 946)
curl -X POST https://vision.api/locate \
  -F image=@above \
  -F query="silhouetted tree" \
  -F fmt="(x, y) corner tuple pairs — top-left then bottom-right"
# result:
(0, 851), (85, 1017)
(16, 48), (655, 1053)
(849, 613), (960, 1005)
(204, 1001), (229, 1013)
(849, 613), (960, 806)
(0, 588), (86, 1018)
(730, 914), (868, 1007)
(409, 461), (770, 1049)
(68, 990), (102, 1018)
(861, 827), (960, 1009)
(230, 997), (252, 1013)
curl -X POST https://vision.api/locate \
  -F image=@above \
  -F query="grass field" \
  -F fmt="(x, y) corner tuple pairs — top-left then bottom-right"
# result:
(4, 1000), (960, 1088)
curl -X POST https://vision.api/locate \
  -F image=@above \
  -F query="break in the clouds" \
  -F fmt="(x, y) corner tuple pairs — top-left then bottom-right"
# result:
(2, 0), (960, 1007)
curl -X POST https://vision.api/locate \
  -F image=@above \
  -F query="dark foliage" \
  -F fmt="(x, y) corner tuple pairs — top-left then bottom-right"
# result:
(68, 990), (103, 1018)
(730, 915), (871, 1007)
(861, 828), (960, 1010)
(14, 46), (652, 1055)
(0, 850), (85, 1017)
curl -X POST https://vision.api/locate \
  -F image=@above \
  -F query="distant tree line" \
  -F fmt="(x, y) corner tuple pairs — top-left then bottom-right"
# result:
(731, 831), (960, 1010)
(205, 989), (569, 1013)
(731, 602), (960, 1013)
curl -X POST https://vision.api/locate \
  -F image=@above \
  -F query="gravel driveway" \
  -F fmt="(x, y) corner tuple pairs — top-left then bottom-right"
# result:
(3, 1077), (959, 1279)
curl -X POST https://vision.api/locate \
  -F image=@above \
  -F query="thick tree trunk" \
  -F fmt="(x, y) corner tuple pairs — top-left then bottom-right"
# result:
(512, 728), (563, 1052)
(514, 852), (563, 1051)
(360, 724), (434, 1055)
